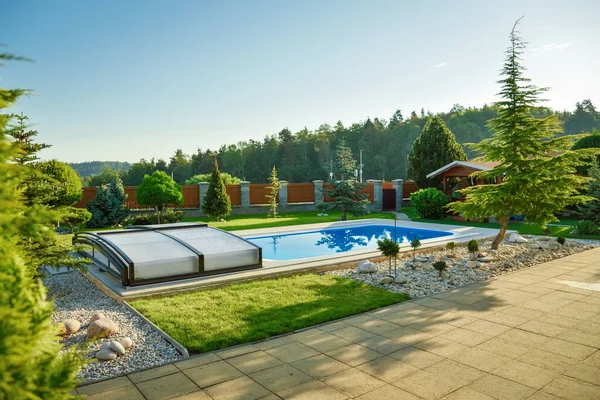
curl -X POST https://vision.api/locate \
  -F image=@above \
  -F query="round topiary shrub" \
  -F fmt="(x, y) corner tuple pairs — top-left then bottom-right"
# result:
(556, 236), (566, 245)
(410, 188), (449, 219)
(467, 240), (479, 253)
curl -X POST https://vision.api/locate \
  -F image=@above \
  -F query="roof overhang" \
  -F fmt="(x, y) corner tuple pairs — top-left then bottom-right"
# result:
(426, 161), (494, 179)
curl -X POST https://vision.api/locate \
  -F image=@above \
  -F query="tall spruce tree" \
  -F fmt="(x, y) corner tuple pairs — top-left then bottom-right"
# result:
(6, 112), (51, 164)
(87, 174), (130, 228)
(0, 53), (81, 399)
(408, 116), (467, 188)
(202, 158), (232, 221)
(322, 140), (370, 221)
(449, 19), (599, 249)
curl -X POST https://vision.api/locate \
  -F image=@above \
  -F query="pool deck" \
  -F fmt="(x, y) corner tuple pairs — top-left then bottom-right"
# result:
(77, 246), (600, 400)
(86, 218), (501, 299)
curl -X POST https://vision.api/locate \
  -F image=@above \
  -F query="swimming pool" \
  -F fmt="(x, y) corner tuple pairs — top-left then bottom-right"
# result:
(247, 224), (453, 261)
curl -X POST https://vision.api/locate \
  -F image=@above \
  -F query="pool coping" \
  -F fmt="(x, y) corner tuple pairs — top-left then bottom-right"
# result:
(83, 218), (502, 299)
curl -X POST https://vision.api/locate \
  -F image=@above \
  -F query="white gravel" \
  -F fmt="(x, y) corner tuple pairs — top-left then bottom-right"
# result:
(44, 271), (183, 382)
(327, 237), (600, 299)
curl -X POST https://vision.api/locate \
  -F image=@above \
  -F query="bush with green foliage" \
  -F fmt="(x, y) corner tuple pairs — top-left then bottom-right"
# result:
(557, 236), (566, 245)
(61, 207), (92, 233)
(433, 261), (448, 277)
(377, 237), (400, 275)
(185, 172), (241, 185)
(0, 53), (82, 398)
(87, 175), (129, 228)
(408, 116), (467, 188)
(467, 240), (479, 253)
(202, 159), (232, 221)
(446, 241), (456, 256)
(577, 160), (600, 224)
(126, 210), (184, 225)
(136, 171), (183, 223)
(410, 188), (449, 219)
(575, 220), (599, 235)
(24, 159), (82, 207)
(573, 130), (600, 174)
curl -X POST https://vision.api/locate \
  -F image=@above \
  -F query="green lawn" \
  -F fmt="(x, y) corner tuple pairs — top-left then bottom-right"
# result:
(129, 274), (409, 354)
(402, 207), (600, 240)
(182, 210), (396, 231)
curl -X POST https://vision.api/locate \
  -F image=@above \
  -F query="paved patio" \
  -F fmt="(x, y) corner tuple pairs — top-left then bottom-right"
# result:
(77, 247), (600, 400)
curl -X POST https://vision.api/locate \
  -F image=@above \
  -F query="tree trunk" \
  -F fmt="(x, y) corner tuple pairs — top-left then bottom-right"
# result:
(341, 210), (347, 221)
(491, 219), (509, 250)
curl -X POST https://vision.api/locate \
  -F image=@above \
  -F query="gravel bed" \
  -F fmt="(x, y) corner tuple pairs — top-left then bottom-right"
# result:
(44, 271), (183, 382)
(327, 236), (599, 299)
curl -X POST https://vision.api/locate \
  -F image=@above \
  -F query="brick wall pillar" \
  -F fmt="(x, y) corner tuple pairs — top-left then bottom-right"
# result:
(240, 181), (250, 209)
(392, 179), (404, 211)
(313, 180), (324, 206)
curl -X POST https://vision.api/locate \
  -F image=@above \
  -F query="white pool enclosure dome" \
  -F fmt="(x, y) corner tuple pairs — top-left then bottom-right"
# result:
(73, 223), (262, 286)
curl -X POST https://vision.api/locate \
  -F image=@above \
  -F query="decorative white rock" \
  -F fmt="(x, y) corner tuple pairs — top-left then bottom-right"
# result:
(99, 342), (111, 350)
(509, 233), (528, 243)
(109, 340), (126, 355)
(357, 260), (378, 273)
(416, 256), (429, 263)
(466, 261), (481, 268)
(478, 256), (495, 263)
(119, 337), (133, 349)
(394, 274), (408, 284)
(96, 349), (117, 361)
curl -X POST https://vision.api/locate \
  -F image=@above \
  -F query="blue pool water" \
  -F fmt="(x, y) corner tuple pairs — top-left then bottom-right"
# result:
(247, 224), (453, 261)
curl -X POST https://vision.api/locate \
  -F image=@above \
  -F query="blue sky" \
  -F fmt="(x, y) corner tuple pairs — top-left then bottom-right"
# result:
(1, 0), (599, 163)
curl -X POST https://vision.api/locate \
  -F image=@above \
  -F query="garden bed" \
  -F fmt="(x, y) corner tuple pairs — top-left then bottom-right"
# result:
(45, 271), (184, 382)
(327, 236), (599, 298)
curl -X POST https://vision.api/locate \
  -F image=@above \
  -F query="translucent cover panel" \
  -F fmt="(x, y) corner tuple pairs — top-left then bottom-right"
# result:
(100, 231), (198, 280)
(164, 228), (259, 271)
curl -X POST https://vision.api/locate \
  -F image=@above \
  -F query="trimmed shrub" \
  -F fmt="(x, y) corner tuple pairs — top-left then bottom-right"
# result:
(467, 240), (479, 253)
(575, 220), (600, 235)
(433, 261), (448, 277)
(410, 188), (448, 219)
(557, 236), (566, 245)
(410, 238), (421, 261)
(126, 210), (184, 225)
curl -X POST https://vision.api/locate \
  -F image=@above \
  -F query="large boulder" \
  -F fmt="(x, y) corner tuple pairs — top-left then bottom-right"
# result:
(357, 260), (378, 273)
(62, 319), (81, 335)
(87, 318), (119, 339)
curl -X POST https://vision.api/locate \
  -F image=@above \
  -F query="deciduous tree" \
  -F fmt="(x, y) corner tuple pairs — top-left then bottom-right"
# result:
(136, 170), (183, 223)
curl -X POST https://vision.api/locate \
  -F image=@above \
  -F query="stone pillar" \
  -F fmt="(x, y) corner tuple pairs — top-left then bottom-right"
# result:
(372, 180), (383, 211)
(278, 181), (288, 209)
(240, 181), (250, 209)
(198, 182), (209, 215)
(392, 179), (404, 211)
(313, 180), (324, 206)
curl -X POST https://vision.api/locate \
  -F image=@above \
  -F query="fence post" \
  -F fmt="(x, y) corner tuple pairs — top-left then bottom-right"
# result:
(278, 181), (288, 209)
(372, 180), (383, 211)
(240, 181), (250, 209)
(392, 179), (404, 211)
(313, 180), (324, 206)
(198, 182), (209, 215)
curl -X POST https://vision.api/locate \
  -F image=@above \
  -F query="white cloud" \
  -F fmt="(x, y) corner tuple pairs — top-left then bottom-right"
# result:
(435, 61), (451, 68)
(529, 42), (573, 57)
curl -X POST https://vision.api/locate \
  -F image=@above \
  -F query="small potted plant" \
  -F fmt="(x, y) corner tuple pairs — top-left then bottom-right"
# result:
(467, 239), (479, 261)
(377, 237), (400, 276)
(446, 242), (456, 258)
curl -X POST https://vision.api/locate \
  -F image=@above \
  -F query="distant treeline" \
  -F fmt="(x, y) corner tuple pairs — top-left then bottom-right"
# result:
(80, 100), (599, 187)
(69, 161), (131, 177)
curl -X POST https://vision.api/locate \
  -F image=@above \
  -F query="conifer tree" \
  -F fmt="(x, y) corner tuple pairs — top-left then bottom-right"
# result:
(0, 53), (81, 399)
(577, 159), (600, 224)
(202, 158), (232, 221)
(408, 116), (467, 188)
(6, 112), (51, 164)
(87, 174), (129, 228)
(449, 19), (599, 249)
(266, 165), (280, 218)
(322, 140), (370, 221)
(136, 170), (183, 223)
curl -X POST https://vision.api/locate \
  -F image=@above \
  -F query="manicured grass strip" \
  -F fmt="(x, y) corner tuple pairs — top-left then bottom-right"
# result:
(183, 211), (396, 231)
(401, 207), (600, 240)
(129, 274), (409, 354)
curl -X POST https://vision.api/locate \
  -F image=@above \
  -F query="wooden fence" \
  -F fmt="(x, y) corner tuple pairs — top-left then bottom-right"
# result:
(226, 185), (241, 206)
(288, 183), (314, 203)
(403, 181), (418, 198)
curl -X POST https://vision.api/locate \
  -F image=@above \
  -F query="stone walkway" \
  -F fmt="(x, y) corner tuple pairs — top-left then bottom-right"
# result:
(77, 247), (600, 400)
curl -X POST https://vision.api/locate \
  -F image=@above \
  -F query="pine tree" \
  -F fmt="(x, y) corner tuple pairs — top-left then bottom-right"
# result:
(577, 159), (600, 224)
(0, 53), (81, 399)
(202, 158), (232, 221)
(322, 140), (370, 221)
(87, 175), (129, 228)
(266, 165), (280, 218)
(408, 116), (467, 188)
(449, 19), (599, 249)
(6, 112), (51, 164)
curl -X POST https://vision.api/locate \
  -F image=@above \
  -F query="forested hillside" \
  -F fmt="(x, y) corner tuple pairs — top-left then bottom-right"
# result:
(69, 161), (131, 177)
(82, 100), (599, 186)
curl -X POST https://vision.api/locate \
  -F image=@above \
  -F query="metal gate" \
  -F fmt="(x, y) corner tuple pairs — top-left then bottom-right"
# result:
(382, 189), (396, 211)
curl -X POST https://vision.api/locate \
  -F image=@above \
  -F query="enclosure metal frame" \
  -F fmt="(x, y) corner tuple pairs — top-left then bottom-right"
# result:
(73, 224), (262, 287)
